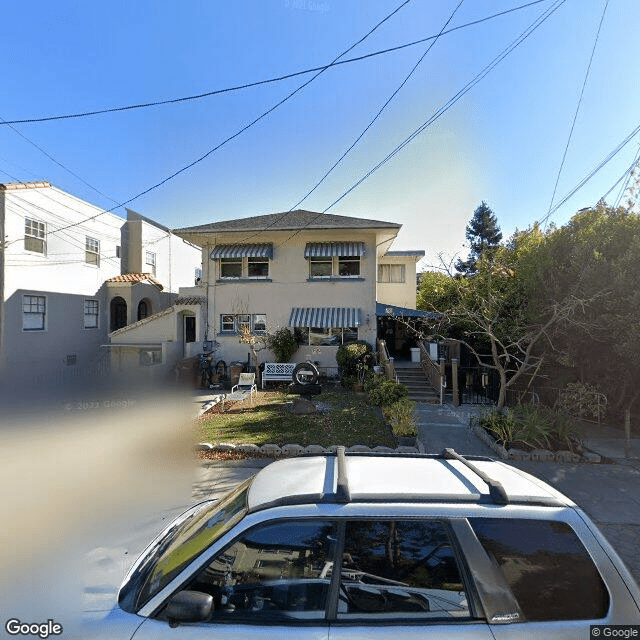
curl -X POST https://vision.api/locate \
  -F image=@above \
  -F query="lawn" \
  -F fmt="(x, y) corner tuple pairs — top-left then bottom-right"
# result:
(198, 387), (395, 448)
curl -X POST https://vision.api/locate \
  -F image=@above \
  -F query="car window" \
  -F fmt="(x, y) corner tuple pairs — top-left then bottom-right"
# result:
(337, 520), (471, 621)
(469, 518), (609, 621)
(136, 484), (248, 610)
(185, 520), (338, 622)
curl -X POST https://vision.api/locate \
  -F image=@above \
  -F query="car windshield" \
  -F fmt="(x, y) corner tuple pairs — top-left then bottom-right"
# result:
(124, 479), (250, 612)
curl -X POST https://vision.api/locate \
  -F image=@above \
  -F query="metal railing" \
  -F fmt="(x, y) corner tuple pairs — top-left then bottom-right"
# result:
(419, 342), (442, 393)
(376, 339), (397, 382)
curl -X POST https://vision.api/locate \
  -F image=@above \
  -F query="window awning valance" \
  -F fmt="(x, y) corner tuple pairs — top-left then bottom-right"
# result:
(210, 243), (273, 259)
(289, 307), (361, 329)
(304, 242), (366, 258)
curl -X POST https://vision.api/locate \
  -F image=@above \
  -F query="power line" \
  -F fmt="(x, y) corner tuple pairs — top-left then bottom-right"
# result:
(290, 0), (467, 211)
(545, 0), (610, 220)
(321, 0), (567, 217)
(0, 0), (550, 126)
(239, 0), (468, 246)
(0, 116), (121, 207)
(538, 120), (640, 226)
(7, 0), (413, 245)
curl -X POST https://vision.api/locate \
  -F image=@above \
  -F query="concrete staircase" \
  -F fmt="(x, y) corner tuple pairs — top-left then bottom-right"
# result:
(394, 364), (440, 403)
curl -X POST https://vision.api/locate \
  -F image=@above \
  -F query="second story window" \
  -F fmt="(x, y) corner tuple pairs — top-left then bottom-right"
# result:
(85, 237), (100, 266)
(25, 218), (46, 254)
(306, 242), (365, 279)
(378, 264), (405, 283)
(211, 244), (273, 280)
(145, 251), (156, 276)
(220, 257), (242, 278)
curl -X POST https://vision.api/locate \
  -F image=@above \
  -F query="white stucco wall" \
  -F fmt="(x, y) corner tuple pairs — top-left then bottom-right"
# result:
(1, 184), (123, 379)
(126, 210), (201, 293)
(198, 229), (380, 365)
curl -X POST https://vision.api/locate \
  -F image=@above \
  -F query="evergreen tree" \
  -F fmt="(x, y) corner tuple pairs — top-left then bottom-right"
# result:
(455, 201), (503, 275)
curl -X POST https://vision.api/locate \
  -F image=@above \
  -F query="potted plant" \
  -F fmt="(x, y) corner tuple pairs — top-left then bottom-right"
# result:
(386, 398), (418, 447)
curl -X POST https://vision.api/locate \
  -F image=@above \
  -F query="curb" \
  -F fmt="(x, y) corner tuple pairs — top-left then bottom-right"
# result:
(467, 422), (603, 464)
(196, 442), (421, 457)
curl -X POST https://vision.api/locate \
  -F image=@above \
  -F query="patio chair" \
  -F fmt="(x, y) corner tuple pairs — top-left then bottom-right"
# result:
(221, 373), (257, 411)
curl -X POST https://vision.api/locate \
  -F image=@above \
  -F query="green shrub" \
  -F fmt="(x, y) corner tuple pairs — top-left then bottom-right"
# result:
(266, 328), (298, 362)
(368, 379), (409, 407)
(386, 398), (417, 437)
(336, 341), (374, 383)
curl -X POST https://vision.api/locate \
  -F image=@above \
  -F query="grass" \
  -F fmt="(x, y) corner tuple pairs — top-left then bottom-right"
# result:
(198, 387), (396, 448)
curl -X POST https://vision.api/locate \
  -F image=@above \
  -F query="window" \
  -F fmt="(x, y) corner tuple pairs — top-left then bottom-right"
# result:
(84, 300), (99, 329)
(220, 257), (242, 278)
(219, 257), (269, 279)
(221, 314), (235, 332)
(85, 236), (100, 266)
(23, 295), (46, 331)
(338, 255), (360, 277)
(309, 257), (332, 278)
(185, 520), (337, 623)
(137, 300), (150, 321)
(308, 256), (361, 278)
(145, 251), (156, 276)
(253, 314), (267, 333)
(220, 314), (267, 334)
(378, 264), (405, 283)
(25, 219), (46, 254)
(306, 327), (358, 346)
(470, 518), (609, 621)
(248, 256), (269, 277)
(185, 316), (196, 343)
(338, 520), (470, 621)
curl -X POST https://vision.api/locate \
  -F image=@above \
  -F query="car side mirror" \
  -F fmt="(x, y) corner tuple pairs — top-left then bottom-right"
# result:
(164, 590), (213, 627)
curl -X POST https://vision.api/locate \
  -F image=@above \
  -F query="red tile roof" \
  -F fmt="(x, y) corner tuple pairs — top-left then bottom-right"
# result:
(106, 273), (163, 289)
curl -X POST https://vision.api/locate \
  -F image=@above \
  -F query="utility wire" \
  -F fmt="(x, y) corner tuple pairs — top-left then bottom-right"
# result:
(538, 120), (640, 225)
(15, 0), (412, 244)
(612, 143), (640, 208)
(0, 0), (549, 126)
(290, 0), (466, 211)
(545, 0), (610, 219)
(239, 0), (466, 245)
(0, 115), (121, 207)
(323, 0), (566, 217)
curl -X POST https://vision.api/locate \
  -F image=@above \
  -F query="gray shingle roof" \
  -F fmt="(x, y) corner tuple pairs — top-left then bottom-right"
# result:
(173, 210), (401, 235)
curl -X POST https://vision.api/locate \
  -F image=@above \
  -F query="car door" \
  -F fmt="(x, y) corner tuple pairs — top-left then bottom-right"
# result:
(328, 519), (494, 640)
(133, 519), (335, 640)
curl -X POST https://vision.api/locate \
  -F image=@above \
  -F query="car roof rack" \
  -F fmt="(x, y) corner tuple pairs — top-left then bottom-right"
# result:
(442, 448), (508, 505)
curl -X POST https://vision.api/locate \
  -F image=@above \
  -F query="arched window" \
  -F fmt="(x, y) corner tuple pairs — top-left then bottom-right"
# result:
(110, 297), (127, 331)
(137, 299), (151, 321)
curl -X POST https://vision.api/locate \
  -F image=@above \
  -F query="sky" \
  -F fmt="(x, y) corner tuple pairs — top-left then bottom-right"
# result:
(2, 0), (640, 270)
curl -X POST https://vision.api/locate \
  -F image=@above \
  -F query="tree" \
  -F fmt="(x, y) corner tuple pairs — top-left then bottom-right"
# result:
(455, 201), (503, 276)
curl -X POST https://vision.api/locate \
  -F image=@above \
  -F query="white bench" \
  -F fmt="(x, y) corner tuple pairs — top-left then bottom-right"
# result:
(262, 362), (296, 388)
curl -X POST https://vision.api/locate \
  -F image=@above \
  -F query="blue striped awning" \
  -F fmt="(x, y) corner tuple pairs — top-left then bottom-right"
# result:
(304, 242), (366, 258)
(289, 307), (361, 329)
(210, 243), (273, 259)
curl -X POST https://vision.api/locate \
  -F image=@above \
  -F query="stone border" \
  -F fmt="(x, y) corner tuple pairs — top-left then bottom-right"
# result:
(196, 442), (420, 457)
(468, 422), (602, 463)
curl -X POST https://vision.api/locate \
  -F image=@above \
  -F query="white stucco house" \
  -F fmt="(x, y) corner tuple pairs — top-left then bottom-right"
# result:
(109, 209), (427, 377)
(0, 182), (201, 386)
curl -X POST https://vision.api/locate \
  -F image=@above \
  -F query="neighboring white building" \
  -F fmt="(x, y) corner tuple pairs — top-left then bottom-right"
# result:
(0, 182), (201, 385)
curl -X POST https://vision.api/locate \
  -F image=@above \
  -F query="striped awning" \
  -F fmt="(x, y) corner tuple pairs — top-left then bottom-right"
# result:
(289, 307), (361, 329)
(304, 242), (366, 258)
(210, 243), (273, 259)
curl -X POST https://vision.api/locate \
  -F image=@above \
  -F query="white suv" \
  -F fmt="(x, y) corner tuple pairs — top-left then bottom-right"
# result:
(87, 449), (640, 639)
